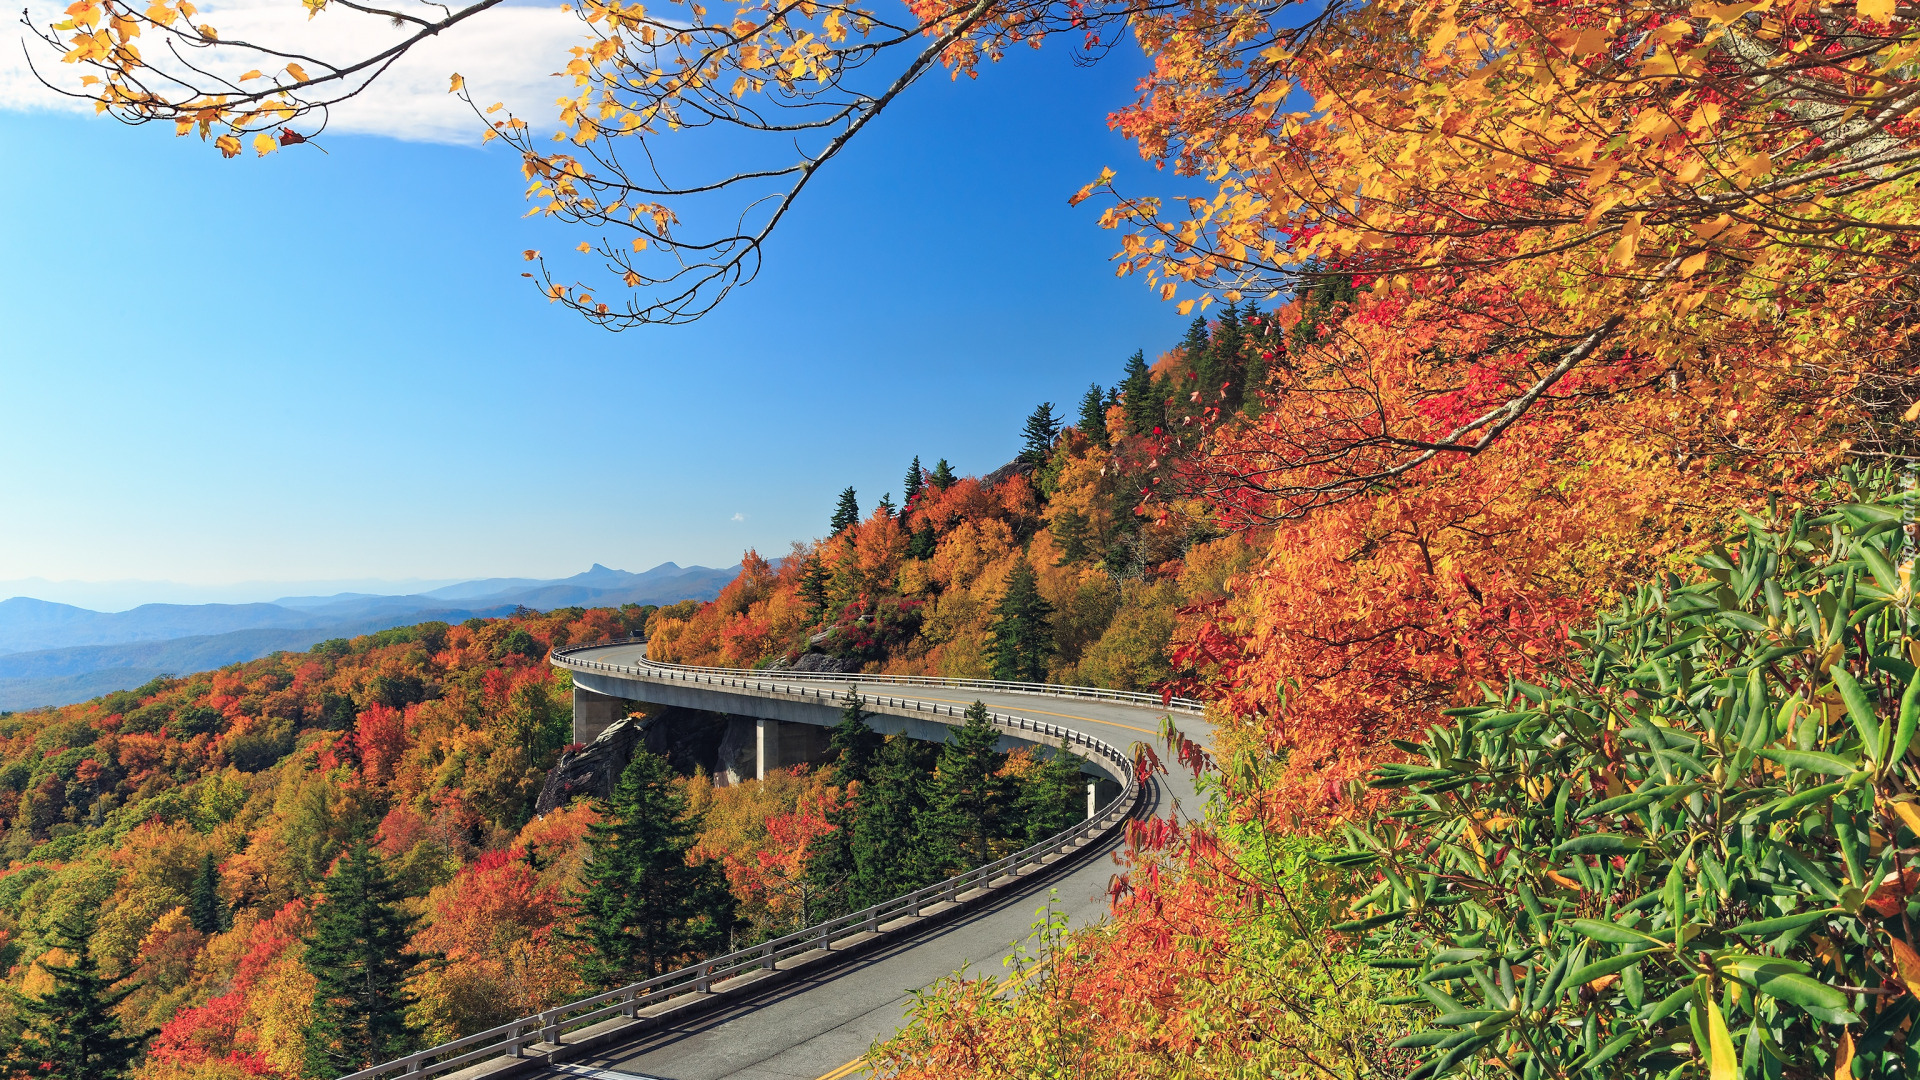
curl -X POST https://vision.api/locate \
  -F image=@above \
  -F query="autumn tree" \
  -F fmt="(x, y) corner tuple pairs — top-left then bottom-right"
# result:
(569, 751), (734, 988)
(829, 488), (861, 536)
(986, 560), (1054, 683)
(302, 840), (421, 1078)
(8, 912), (145, 1080)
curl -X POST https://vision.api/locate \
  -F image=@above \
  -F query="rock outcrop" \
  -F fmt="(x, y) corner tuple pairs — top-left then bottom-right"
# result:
(534, 714), (645, 814)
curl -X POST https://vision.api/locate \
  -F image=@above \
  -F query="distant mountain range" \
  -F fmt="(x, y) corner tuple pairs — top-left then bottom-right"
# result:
(0, 562), (738, 712)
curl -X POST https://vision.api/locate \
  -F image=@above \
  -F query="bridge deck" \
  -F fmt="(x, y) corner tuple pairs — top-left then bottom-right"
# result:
(549, 643), (1208, 1080)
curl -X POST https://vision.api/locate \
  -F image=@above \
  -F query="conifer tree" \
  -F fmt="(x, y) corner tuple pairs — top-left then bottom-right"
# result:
(1016, 745), (1091, 843)
(1242, 303), (1273, 402)
(916, 701), (1010, 876)
(187, 853), (227, 934)
(1018, 403), (1061, 466)
(986, 560), (1055, 683)
(1119, 350), (1158, 438)
(804, 692), (882, 916)
(928, 459), (956, 490)
(302, 840), (420, 1078)
(877, 492), (895, 518)
(9, 911), (144, 1080)
(828, 487), (860, 534)
(902, 456), (923, 509)
(1076, 383), (1108, 447)
(1179, 315), (1221, 408)
(1212, 302), (1246, 410)
(847, 735), (936, 908)
(906, 525), (937, 560)
(798, 551), (831, 623)
(569, 750), (735, 988)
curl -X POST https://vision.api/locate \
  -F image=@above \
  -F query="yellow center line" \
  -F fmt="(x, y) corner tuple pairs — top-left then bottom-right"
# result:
(814, 1057), (866, 1080)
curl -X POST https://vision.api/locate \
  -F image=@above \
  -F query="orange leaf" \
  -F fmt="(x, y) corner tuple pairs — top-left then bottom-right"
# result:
(449, 72), (464, 93)
(1888, 933), (1920, 997)
(1835, 1028), (1853, 1079)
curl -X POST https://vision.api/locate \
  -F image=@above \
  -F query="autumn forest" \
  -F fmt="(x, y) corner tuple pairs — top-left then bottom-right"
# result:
(18, 0), (1920, 1070)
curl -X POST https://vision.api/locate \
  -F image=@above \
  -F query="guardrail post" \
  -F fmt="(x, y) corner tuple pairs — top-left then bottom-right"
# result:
(406, 1053), (423, 1075)
(865, 906), (878, 933)
(696, 963), (713, 992)
(762, 940), (776, 971)
(622, 987), (638, 1018)
(508, 1023), (525, 1057)
(541, 1010), (559, 1046)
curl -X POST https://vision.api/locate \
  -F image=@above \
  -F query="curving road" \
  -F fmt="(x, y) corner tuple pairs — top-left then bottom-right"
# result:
(546, 643), (1209, 1080)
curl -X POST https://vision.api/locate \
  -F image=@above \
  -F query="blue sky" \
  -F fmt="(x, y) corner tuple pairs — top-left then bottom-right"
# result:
(0, 27), (1197, 605)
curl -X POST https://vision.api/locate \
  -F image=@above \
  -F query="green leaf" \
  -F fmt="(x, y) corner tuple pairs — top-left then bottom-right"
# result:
(1745, 970), (1858, 1024)
(1831, 666), (1884, 761)
(1565, 950), (1653, 988)
(1567, 919), (1665, 946)
(1723, 908), (1841, 937)
(1755, 748), (1860, 777)
(1555, 834), (1648, 856)
(1332, 909), (1408, 932)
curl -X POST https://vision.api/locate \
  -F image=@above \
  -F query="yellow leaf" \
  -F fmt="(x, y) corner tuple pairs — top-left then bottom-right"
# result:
(1177, 299), (1196, 315)
(1903, 401), (1920, 423)
(487, 101), (504, 114)
(449, 72), (464, 92)
(1860, 0), (1894, 21)
(253, 132), (277, 156)
(1836, 1028), (1855, 1079)
(576, 241), (591, 252)
(285, 61), (308, 81)
(1887, 932), (1920, 997)
(1679, 250), (1710, 278)
(214, 133), (241, 157)
(196, 22), (216, 39)
(1707, 995), (1736, 1080)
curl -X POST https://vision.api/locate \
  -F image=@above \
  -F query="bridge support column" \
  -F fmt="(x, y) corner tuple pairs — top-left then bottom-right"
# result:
(755, 718), (778, 781)
(573, 687), (623, 746)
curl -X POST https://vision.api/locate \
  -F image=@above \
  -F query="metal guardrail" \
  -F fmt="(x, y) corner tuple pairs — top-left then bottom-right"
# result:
(550, 638), (1205, 717)
(340, 648), (1154, 1080)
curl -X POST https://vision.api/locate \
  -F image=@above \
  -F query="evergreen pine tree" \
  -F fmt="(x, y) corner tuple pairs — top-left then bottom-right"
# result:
(187, 853), (227, 934)
(876, 492), (895, 518)
(906, 525), (937, 560)
(568, 751), (735, 989)
(902, 456), (923, 509)
(1018, 403), (1061, 466)
(302, 840), (421, 1078)
(798, 551), (831, 623)
(916, 701), (1011, 876)
(846, 736), (937, 908)
(828, 487), (860, 534)
(1212, 302), (1246, 410)
(1119, 350), (1158, 438)
(1016, 745), (1091, 843)
(1076, 383), (1109, 447)
(1241, 303), (1272, 402)
(985, 560), (1055, 682)
(804, 692), (883, 917)
(9, 911), (144, 1080)
(928, 459), (957, 490)
(1179, 315), (1220, 408)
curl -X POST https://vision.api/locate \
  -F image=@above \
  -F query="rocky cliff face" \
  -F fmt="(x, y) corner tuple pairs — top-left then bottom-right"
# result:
(533, 705), (732, 812)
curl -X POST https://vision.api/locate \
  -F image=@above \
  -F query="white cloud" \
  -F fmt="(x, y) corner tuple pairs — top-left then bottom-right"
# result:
(4, 0), (586, 143)
(731, 512), (747, 522)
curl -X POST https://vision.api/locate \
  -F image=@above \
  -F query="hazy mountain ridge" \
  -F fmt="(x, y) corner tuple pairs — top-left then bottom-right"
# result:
(0, 561), (740, 710)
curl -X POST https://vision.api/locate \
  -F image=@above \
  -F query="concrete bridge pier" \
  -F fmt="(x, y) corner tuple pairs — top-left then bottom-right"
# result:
(574, 686), (624, 746)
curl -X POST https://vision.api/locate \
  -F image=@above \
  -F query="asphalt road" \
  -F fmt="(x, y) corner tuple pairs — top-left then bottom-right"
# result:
(548, 644), (1209, 1080)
